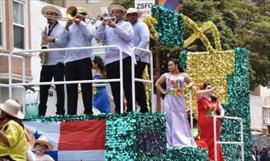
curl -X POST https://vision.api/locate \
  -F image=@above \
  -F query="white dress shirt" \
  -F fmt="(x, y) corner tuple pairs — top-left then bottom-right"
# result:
(95, 20), (134, 65)
(131, 21), (150, 63)
(59, 21), (94, 63)
(42, 22), (65, 66)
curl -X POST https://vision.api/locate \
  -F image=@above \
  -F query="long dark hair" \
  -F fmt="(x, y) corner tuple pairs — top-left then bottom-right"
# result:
(93, 56), (106, 78)
(169, 58), (185, 72)
(2, 111), (24, 128)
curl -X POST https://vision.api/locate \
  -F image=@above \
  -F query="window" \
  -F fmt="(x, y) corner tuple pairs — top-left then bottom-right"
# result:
(0, 1), (3, 47)
(263, 107), (270, 125)
(0, 23), (2, 47)
(13, 0), (25, 49)
(86, 0), (100, 3)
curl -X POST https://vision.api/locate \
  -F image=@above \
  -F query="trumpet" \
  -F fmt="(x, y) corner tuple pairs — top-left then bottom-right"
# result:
(101, 16), (116, 25)
(94, 15), (116, 25)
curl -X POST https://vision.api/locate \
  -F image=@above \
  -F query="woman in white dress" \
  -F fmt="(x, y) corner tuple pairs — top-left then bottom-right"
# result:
(155, 58), (196, 148)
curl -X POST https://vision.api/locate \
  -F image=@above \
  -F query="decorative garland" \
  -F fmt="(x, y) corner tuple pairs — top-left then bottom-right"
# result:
(179, 50), (188, 70)
(166, 147), (208, 161)
(221, 48), (252, 161)
(151, 5), (184, 46)
(183, 16), (221, 51)
(180, 48), (252, 161)
(143, 16), (159, 41)
(105, 113), (166, 161)
(142, 66), (151, 110)
(25, 114), (106, 122)
(179, 12), (252, 161)
(180, 14), (235, 114)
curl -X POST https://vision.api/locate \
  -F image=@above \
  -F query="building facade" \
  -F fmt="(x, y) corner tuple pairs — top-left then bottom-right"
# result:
(0, 0), (32, 102)
(0, 0), (114, 102)
(41, 0), (113, 17)
(250, 85), (270, 134)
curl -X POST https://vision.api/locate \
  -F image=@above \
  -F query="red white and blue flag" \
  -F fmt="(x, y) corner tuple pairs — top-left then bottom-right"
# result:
(24, 120), (106, 161)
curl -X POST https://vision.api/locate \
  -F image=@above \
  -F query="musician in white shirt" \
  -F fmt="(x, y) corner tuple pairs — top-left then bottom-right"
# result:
(127, 8), (150, 113)
(39, 5), (65, 116)
(95, 4), (134, 113)
(57, 7), (94, 115)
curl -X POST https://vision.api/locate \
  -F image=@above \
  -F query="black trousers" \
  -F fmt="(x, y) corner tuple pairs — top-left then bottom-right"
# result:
(135, 61), (149, 112)
(65, 58), (93, 115)
(106, 57), (132, 113)
(39, 62), (65, 116)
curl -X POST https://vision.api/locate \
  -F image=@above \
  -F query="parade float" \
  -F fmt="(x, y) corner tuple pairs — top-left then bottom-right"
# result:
(24, 5), (252, 161)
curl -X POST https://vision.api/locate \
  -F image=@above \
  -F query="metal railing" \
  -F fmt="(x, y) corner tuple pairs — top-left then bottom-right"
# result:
(131, 47), (153, 112)
(0, 52), (26, 89)
(7, 45), (154, 114)
(8, 45), (126, 113)
(188, 90), (193, 128)
(214, 115), (244, 161)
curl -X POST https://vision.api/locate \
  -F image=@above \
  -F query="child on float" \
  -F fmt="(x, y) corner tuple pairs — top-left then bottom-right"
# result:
(92, 56), (111, 114)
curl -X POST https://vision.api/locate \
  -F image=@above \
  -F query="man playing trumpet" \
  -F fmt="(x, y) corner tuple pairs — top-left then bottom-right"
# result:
(95, 4), (134, 113)
(39, 5), (66, 116)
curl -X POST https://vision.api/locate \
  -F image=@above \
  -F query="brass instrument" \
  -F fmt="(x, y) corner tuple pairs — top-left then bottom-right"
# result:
(40, 45), (48, 65)
(101, 16), (116, 25)
(65, 6), (96, 24)
(66, 6), (77, 20)
(40, 26), (49, 65)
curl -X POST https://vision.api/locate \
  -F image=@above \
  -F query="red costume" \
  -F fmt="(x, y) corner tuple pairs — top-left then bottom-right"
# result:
(197, 97), (224, 161)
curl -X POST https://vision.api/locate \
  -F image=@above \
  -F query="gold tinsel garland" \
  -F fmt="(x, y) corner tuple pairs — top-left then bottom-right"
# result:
(142, 16), (159, 111)
(183, 16), (235, 115)
(143, 16), (159, 41)
(142, 66), (151, 111)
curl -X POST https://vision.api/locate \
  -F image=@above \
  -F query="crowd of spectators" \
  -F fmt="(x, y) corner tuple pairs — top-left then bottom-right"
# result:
(253, 145), (270, 161)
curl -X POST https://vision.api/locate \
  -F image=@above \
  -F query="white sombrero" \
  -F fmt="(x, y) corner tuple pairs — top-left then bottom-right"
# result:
(127, 8), (138, 14)
(34, 135), (53, 151)
(108, 4), (126, 14)
(0, 99), (24, 119)
(41, 5), (62, 20)
(77, 7), (88, 15)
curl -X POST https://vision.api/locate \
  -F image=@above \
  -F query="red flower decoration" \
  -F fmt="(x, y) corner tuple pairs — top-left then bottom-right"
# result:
(175, 89), (182, 96)
(170, 80), (175, 86)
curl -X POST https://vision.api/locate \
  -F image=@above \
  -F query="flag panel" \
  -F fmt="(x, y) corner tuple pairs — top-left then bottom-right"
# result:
(59, 120), (106, 150)
(24, 121), (60, 150)
(58, 150), (105, 161)
(24, 120), (106, 161)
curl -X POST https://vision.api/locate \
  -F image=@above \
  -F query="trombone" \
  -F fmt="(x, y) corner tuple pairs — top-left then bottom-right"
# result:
(65, 6), (96, 24)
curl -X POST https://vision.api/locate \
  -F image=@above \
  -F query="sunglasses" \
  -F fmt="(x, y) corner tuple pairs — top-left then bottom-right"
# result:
(35, 143), (49, 149)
